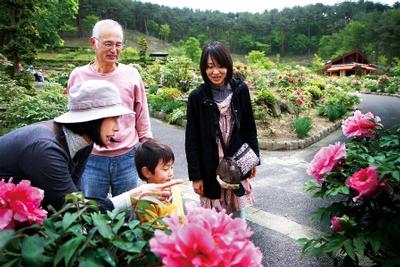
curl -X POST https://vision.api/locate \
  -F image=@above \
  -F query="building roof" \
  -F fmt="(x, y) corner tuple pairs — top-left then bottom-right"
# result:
(325, 50), (370, 67)
(326, 63), (377, 72)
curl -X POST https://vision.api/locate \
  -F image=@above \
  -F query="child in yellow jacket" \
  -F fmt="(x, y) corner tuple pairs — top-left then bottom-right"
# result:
(134, 139), (184, 224)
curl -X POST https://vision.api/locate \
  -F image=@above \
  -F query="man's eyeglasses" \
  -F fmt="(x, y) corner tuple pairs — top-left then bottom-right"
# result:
(94, 37), (123, 49)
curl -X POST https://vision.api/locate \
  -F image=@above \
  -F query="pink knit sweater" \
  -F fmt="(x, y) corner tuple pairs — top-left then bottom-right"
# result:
(68, 62), (153, 157)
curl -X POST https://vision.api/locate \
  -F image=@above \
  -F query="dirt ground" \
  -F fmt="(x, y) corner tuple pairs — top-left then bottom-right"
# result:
(256, 110), (337, 142)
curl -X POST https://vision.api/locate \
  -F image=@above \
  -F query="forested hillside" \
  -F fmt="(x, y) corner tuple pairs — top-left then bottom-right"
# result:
(1, 0), (399, 68)
(74, 0), (400, 63)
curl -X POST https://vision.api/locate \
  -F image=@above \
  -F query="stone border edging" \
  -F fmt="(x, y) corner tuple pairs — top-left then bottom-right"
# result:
(150, 110), (343, 151)
(258, 121), (342, 151)
(361, 91), (400, 98)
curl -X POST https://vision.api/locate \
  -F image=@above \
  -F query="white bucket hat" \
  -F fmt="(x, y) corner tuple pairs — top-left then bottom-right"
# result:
(54, 80), (133, 123)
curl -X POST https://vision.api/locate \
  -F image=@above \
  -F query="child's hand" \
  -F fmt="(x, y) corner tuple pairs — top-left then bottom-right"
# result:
(130, 179), (184, 201)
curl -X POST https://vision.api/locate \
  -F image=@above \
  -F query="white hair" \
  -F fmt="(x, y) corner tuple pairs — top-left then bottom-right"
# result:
(92, 19), (124, 40)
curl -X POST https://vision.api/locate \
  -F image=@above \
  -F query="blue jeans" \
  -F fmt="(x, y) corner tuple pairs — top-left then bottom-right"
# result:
(81, 148), (138, 198)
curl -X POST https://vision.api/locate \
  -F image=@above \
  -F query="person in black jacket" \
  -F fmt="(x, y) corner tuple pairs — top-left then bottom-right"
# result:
(185, 41), (259, 217)
(0, 80), (180, 212)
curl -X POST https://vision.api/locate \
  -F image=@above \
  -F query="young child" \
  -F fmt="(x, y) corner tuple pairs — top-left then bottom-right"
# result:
(135, 139), (184, 223)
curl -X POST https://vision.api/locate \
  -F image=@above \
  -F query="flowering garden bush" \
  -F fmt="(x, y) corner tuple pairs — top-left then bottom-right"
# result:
(1, 180), (261, 267)
(298, 111), (400, 266)
(151, 202), (262, 267)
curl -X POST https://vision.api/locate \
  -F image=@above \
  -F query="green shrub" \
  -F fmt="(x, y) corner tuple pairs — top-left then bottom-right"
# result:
(253, 105), (269, 122)
(363, 79), (379, 92)
(1, 83), (66, 130)
(319, 101), (347, 122)
(310, 79), (327, 90)
(147, 89), (184, 114)
(0, 193), (163, 266)
(292, 116), (313, 138)
(254, 89), (277, 106)
(246, 50), (274, 70)
(13, 70), (35, 92)
(147, 84), (159, 95)
(120, 46), (140, 61)
(334, 93), (360, 110)
(157, 87), (181, 100)
(162, 56), (194, 92)
(306, 85), (322, 101)
(167, 107), (186, 125)
(385, 83), (398, 94)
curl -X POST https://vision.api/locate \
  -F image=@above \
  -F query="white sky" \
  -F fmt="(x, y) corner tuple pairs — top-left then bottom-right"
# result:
(141, 0), (397, 13)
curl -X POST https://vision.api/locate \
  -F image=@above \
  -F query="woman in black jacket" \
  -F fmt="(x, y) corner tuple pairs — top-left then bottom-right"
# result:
(185, 41), (259, 217)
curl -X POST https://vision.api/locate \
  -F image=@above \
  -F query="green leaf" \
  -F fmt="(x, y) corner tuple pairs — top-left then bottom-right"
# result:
(96, 248), (116, 267)
(43, 219), (59, 240)
(128, 220), (140, 230)
(369, 237), (382, 253)
(353, 236), (365, 255)
(0, 230), (15, 250)
(54, 236), (85, 266)
(0, 258), (20, 267)
(112, 216), (125, 234)
(92, 213), (113, 239)
(21, 235), (52, 266)
(322, 236), (347, 253)
(112, 240), (146, 253)
(78, 258), (103, 267)
(62, 212), (80, 230)
(79, 248), (116, 266)
(343, 239), (356, 261)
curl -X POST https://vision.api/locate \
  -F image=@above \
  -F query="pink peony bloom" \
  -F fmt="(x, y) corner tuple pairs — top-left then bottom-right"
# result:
(150, 202), (262, 267)
(307, 142), (346, 183)
(331, 216), (343, 232)
(345, 166), (387, 201)
(296, 97), (304, 105)
(342, 110), (382, 138)
(0, 179), (47, 230)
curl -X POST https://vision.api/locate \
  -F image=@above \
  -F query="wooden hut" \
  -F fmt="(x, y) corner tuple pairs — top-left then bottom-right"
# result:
(324, 50), (378, 77)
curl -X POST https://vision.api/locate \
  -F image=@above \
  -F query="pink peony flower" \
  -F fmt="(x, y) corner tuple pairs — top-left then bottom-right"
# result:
(307, 142), (346, 183)
(150, 202), (262, 267)
(345, 166), (387, 201)
(330, 216), (343, 232)
(0, 179), (47, 230)
(295, 97), (304, 105)
(342, 110), (382, 138)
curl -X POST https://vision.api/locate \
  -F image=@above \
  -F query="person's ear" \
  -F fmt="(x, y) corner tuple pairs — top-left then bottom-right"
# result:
(141, 166), (152, 179)
(89, 37), (97, 49)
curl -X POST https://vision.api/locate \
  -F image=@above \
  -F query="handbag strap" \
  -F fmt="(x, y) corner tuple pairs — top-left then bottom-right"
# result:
(217, 127), (228, 156)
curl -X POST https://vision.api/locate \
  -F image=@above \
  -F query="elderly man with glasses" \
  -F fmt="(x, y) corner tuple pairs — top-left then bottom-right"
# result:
(67, 19), (153, 200)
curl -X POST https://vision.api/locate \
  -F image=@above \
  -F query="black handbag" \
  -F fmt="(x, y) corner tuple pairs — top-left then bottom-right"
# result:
(215, 129), (259, 196)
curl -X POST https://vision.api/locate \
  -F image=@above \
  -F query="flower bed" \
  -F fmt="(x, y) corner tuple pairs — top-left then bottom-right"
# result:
(0, 180), (262, 266)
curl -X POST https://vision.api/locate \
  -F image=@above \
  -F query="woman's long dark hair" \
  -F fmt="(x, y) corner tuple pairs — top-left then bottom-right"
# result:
(63, 118), (106, 147)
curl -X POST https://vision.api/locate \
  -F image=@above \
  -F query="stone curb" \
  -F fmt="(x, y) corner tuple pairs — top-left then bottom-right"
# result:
(258, 120), (342, 151)
(150, 109), (343, 151)
(361, 91), (400, 98)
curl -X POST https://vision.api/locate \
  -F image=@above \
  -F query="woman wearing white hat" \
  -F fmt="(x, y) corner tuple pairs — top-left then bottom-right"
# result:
(0, 80), (181, 211)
